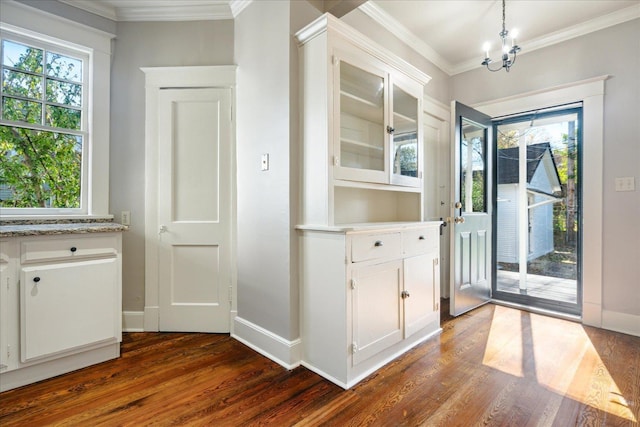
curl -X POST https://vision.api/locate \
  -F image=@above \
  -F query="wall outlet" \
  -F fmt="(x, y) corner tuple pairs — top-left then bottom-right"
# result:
(121, 211), (131, 225)
(615, 177), (635, 192)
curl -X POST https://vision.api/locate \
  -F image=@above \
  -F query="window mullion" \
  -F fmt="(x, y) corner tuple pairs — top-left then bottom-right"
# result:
(41, 47), (47, 126)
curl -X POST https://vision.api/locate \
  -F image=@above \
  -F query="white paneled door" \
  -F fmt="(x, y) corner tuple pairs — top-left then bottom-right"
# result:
(157, 88), (232, 332)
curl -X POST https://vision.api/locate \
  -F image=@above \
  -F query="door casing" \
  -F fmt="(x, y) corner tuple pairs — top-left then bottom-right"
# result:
(142, 66), (237, 332)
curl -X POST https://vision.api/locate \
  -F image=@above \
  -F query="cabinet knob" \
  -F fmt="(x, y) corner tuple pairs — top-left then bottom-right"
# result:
(33, 277), (41, 283)
(418, 235), (425, 240)
(386, 125), (395, 134)
(401, 290), (410, 299)
(374, 240), (384, 247)
(70, 246), (77, 252)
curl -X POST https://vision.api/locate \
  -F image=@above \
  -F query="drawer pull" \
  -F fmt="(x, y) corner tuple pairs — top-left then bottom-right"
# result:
(33, 277), (41, 283)
(70, 247), (77, 253)
(374, 240), (384, 247)
(418, 235), (425, 240)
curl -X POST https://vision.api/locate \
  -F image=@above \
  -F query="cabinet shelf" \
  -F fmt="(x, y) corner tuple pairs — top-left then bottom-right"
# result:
(340, 91), (383, 124)
(341, 138), (383, 152)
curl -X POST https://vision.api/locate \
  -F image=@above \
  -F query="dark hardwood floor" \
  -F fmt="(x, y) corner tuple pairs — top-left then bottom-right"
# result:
(1, 301), (639, 426)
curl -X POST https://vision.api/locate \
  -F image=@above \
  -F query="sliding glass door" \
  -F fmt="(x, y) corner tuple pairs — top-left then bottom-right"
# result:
(492, 106), (582, 315)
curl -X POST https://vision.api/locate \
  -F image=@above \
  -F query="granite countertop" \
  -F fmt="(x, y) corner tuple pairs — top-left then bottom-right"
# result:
(0, 222), (128, 237)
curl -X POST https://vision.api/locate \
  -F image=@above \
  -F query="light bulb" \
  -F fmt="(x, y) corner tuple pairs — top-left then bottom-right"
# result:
(483, 42), (491, 58)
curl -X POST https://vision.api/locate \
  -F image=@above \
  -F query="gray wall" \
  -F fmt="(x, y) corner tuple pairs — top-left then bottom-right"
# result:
(110, 21), (235, 311)
(451, 19), (640, 317)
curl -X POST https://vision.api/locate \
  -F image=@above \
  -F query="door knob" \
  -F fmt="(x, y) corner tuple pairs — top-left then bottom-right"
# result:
(454, 201), (462, 209)
(454, 217), (465, 224)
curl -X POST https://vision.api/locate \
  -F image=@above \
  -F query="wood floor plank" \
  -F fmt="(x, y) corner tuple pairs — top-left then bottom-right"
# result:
(1, 302), (639, 426)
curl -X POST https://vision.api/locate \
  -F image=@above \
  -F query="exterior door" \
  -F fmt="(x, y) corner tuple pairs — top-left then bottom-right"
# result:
(157, 88), (232, 332)
(450, 102), (492, 316)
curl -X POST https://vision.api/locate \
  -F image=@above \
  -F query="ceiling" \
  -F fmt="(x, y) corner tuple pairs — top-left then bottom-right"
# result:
(60, 0), (640, 75)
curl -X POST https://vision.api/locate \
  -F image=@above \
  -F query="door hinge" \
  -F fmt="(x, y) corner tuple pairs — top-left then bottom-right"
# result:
(351, 342), (358, 353)
(351, 279), (357, 290)
(334, 156), (339, 166)
(228, 286), (232, 303)
(434, 257), (439, 266)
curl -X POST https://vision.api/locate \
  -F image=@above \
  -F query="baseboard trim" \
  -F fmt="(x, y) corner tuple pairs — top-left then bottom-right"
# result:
(231, 316), (301, 370)
(122, 311), (144, 332)
(602, 310), (640, 337)
(143, 306), (159, 332)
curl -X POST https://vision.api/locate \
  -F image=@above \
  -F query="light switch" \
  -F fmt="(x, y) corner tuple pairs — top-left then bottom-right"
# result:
(615, 177), (635, 192)
(261, 154), (269, 171)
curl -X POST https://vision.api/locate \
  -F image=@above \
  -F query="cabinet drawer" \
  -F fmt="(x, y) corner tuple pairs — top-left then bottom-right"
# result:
(351, 232), (401, 263)
(402, 227), (438, 256)
(21, 235), (118, 264)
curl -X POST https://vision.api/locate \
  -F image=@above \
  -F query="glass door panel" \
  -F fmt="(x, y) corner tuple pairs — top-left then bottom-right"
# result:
(494, 107), (582, 315)
(392, 85), (418, 180)
(460, 119), (486, 213)
(339, 61), (385, 172)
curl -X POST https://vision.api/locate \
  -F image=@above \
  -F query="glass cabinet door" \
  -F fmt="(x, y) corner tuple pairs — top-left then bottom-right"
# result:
(335, 59), (388, 184)
(391, 83), (420, 186)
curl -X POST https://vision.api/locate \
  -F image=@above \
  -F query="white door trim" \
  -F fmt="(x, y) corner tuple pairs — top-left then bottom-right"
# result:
(473, 75), (608, 327)
(142, 66), (237, 331)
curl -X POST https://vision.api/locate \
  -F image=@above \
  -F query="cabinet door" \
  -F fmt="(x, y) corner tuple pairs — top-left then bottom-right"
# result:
(0, 242), (16, 371)
(334, 49), (389, 185)
(20, 258), (118, 362)
(404, 253), (439, 338)
(351, 260), (403, 365)
(390, 76), (422, 188)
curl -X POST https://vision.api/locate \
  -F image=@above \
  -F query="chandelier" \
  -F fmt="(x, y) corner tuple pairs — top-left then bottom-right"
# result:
(481, 0), (521, 72)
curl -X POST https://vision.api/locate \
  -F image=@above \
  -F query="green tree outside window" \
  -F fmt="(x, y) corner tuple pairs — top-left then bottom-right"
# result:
(1, 39), (83, 208)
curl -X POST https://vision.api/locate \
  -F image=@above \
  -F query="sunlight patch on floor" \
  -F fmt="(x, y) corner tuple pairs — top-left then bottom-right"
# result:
(482, 305), (637, 423)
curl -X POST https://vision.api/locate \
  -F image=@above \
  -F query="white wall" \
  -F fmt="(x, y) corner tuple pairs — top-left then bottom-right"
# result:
(110, 21), (234, 311)
(234, 1), (296, 342)
(452, 19), (640, 319)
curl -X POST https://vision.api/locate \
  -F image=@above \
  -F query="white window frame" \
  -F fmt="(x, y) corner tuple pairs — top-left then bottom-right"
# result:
(0, 0), (113, 218)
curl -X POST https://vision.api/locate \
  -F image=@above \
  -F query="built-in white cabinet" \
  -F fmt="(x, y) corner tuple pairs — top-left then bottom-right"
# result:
(297, 13), (431, 227)
(299, 224), (440, 388)
(0, 231), (122, 392)
(0, 239), (17, 373)
(296, 14), (440, 389)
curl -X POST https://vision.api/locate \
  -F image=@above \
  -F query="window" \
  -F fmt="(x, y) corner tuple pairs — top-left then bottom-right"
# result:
(0, 1), (113, 217)
(1, 35), (88, 210)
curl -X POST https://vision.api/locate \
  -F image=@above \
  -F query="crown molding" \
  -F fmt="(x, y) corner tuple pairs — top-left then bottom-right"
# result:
(229, 0), (252, 18)
(358, 2), (454, 75)
(60, 0), (242, 22)
(359, 2), (640, 77)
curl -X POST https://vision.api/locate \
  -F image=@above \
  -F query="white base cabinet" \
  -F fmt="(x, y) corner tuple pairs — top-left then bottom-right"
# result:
(299, 223), (441, 389)
(0, 232), (122, 391)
